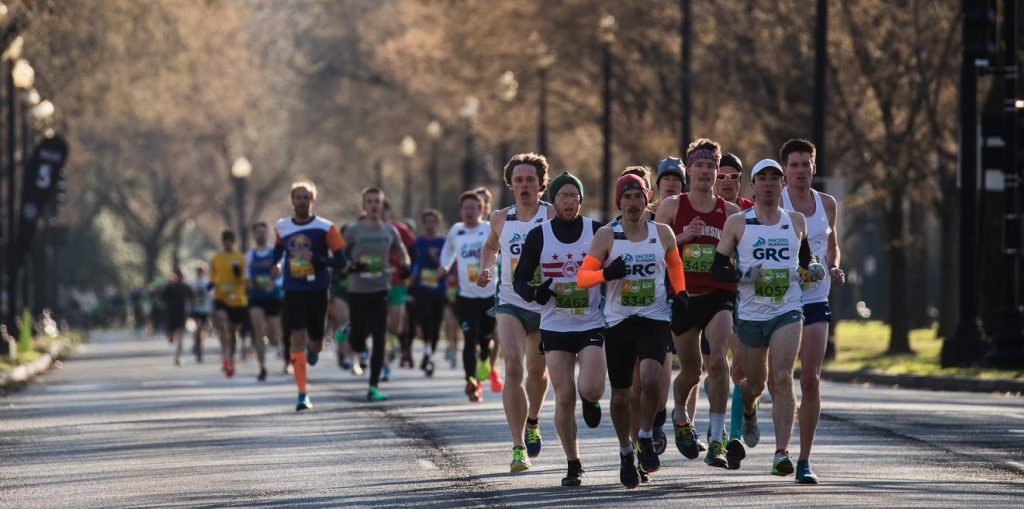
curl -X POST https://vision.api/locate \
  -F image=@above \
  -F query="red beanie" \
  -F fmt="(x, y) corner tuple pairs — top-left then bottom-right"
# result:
(616, 174), (650, 210)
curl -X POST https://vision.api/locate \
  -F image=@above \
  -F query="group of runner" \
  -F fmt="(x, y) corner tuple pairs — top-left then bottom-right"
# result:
(168, 137), (845, 489)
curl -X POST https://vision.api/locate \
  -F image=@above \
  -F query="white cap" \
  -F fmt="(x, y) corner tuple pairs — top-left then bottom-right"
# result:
(751, 158), (783, 177)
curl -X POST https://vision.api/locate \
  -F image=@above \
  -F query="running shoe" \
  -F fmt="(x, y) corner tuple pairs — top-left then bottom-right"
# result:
(619, 450), (640, 489)
(336, 350), (347, 368)
(795, 460), (818, 484)
(420, 355), (431, 371)
(695, 430), (708, 452)
(743, 403), (761, 448)
(399, 352), (413, 369)
(704, 441), (728, 468)
(381, 364), (392, 382)
(296, 393), (312, 411)
(257, 367), (267, 382)
(359, 351), (369, 370)
(726, 438), (746, 470)
(638, 468), (650, 484)
(772, 450), (795, 476)
(465, 378), (482, 402)
(367, 387), (389, 402)
(489, 369), (504, 393)
(561, 463), (584, 487)
(582, 399), (601, 428)
(305, 345), (319, 366)
(424, 359), (435, 378)
(510, 445), (531, 473)
(673, 422), (700, 459)
(525, 424), (542, 458)
(225, 358), (235, 378)
(475, 360), (491, 384)
(636, 437), (660, 474)
(652, 426), (667, 455)
(174, 357), (183, 367)
(351, 359), (364, 376)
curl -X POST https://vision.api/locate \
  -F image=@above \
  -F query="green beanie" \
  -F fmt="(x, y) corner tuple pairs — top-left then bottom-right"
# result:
(547, 171), (584, 202)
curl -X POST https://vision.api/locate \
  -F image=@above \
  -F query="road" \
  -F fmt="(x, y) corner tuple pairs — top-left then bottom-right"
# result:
(2, 330), (1023, 508)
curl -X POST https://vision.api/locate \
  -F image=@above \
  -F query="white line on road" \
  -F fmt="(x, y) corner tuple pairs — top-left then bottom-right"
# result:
(1005, 461), (1024, 473)
(417, 459), (439, 470)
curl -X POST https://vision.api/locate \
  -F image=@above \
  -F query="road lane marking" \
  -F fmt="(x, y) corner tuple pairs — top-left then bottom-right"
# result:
(417, 459), (439, 470)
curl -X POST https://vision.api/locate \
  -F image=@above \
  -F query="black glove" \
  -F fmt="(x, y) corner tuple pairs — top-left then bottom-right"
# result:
(397, 265), (412, 280)
(603, 256), (628, 281)
(349, 260), (369, 274)
(533, 278), (555, 305)
(231, 263), (242, 278)
(670, 291), (690, 335)
(206, 282), (215, 291)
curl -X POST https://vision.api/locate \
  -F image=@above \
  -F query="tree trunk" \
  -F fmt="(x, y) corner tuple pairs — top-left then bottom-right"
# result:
(907, 200), (930, 328)
(887, 186), (913, 354)
(143, 240), (161, 286)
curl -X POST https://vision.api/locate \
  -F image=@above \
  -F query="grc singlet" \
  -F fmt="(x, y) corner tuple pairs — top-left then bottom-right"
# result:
(602, 220), (671, 327)
(497, 203), (549, 312)
(735, 208), (803, 321)
(673, 194), (737, 295)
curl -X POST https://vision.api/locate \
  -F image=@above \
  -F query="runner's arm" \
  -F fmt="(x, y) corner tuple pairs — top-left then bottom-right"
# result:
(823, 193), (841, 268)
(479, 210), (504, 270)
(313, 225), (348, 270)
(439, 228), (458, 271)
(658, 223), (686, 293)
(711, 215), (742, 282)
(577, 226), (612, 289)
(271, 227), (285, 264)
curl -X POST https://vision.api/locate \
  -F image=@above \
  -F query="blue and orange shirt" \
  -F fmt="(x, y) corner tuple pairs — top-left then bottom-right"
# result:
(273, 216), (346, 292)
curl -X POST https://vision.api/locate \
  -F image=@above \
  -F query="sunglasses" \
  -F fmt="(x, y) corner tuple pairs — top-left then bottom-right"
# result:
(716, 173), (741, 181)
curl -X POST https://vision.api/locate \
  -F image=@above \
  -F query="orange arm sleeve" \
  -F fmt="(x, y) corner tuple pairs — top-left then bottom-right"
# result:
(576, 255), (605, 289)
(665, 248), (687, 293)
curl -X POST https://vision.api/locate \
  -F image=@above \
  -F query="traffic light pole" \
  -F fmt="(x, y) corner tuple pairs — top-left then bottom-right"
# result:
(986, 0), (1024, 368)
(942, 3), (987, 367)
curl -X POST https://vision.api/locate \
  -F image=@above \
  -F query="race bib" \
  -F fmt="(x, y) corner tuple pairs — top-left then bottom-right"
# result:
(510, 258), (541, 285)
(554, 281), (589, 314)
(254, 274), (274, 291)
(289, 257), (314, 279)
(682, 243), (715, 273)
(467, 262), (480, 282)
(754, 268), (790, 304)
(420, 268), (439, 287)
(620, 278), (655, 307)
(358, 254), (385, 278)
(798, 266), (822, 291)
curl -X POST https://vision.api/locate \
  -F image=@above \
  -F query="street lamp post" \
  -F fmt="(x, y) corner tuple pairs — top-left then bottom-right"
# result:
(400, 135), (417, 218)
(4, 55), (33, 336)
(599, 15), (616, 222)
(425, 121), (442, 209)
(498, 71), (519, 207)
(536, 45), (555, 157)
(231, 157), (252, 251)
(460, 97), (480, 192)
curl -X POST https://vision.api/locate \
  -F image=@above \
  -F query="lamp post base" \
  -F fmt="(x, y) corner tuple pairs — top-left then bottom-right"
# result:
(940, 318), (988, 367)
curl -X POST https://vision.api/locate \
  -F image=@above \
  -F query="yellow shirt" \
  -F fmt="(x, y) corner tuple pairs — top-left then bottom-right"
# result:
(210, 251), (248, 307)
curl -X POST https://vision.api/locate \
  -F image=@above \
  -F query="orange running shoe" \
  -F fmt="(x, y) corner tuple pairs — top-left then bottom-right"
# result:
(489, 369), (504, 393)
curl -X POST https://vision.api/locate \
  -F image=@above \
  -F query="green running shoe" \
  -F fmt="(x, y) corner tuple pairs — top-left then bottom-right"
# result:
(704, 441), (728, 468)
(367, 387), (389, 402)
(619, 450), (640, 489)
(296, 393), (313, 412)
(525, 424), (542, 458)
(795, 460), (819, 484)
(510, 445), (531, 473)
(673, 422), (700, 459)
(772, 450), (795, 476)
(475, 359), (491, 383)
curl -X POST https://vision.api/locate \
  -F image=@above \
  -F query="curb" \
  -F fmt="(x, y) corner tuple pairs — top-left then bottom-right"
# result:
(820, 369), (1024, 395)
(0, 337), (74, 390)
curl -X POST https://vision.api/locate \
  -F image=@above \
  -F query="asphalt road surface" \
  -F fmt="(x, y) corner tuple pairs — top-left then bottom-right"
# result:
(2, 330), (1023, 508)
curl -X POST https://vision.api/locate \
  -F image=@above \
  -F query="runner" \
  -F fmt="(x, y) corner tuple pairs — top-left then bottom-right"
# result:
(779, 139), (845, 483)
(411, 209), (448, 377)
(439, 191), (497, 402)
(712, 158), (825, 477)
(188, 263), (213, 363)
(577, 173), (688, 488)
(329, 225), (358, 374)
(474, 186), (504, 389)
(716, 151), (758, 468)
(654, 139), (741, 468)
(272, 180), (347, 411)
(209, 230), (248, 379)
(513, 172), (606, 486)
(246, 221), (283, 382)
(344, 188), (411, 402)
(382, 199), (417, 380)
(162, 267), (191, 366)
(476, 153), (555, 472)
